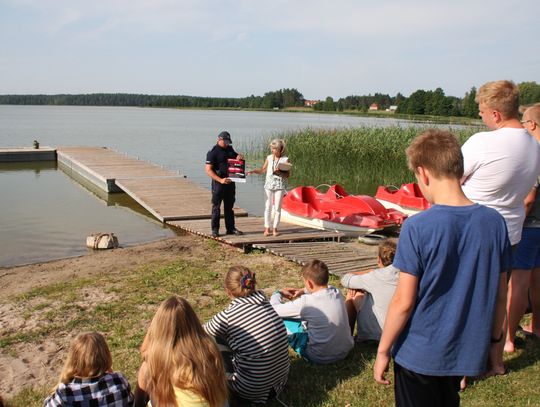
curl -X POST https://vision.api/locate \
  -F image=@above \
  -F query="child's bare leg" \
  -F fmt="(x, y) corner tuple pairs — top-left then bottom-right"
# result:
(460, 376), (467, 391)
(505, 269), (531, 352)
(345, 289), (365, 335)
(525, 267), (540, 336)
(485, 318), (507, 377)
(345, 294), (357, 335)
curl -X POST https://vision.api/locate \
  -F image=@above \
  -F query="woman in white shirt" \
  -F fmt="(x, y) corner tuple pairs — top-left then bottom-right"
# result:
(248, 139), (291, 236)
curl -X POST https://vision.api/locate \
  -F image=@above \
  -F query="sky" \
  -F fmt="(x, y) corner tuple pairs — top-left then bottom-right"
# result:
(0, 0), (538, 99)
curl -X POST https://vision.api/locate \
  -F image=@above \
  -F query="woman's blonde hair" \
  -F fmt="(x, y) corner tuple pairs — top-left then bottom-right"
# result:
(58, 332), (112, 384)
(140, 296), (227, 407)
(270, 139), (286, 155)
(224, 265), (257, 298)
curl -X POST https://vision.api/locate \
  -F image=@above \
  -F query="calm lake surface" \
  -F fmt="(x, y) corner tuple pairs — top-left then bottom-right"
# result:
(0, 105), (455, 267)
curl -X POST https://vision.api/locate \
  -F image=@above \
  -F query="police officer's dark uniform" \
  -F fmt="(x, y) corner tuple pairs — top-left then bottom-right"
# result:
(205, 131), (242, 237)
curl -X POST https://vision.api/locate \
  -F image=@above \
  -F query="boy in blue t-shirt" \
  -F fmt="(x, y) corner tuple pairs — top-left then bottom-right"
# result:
(374, 130), (511, 406)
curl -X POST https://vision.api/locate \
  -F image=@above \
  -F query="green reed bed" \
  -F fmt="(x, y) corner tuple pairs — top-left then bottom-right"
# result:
(244, 126), (478, 195)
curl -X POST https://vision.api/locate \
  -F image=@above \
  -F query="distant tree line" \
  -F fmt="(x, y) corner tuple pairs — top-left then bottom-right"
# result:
(1, 82), (539, 118)
(313, 93), (404, 113)
(396, 88), (464, 116)
(314, 81), (540, 118)
(0, 88), (305, 110)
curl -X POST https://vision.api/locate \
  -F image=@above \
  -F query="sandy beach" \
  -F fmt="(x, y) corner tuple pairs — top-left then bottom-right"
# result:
(0, 234), (301, 399)
(2, 234), (539, 407)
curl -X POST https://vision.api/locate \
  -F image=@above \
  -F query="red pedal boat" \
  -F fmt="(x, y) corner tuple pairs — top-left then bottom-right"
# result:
(281, 184), (407, 235)
(375, 183), (430, 215)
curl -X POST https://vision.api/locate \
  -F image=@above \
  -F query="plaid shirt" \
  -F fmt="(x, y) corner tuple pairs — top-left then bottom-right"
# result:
(44, 372), (134, 407)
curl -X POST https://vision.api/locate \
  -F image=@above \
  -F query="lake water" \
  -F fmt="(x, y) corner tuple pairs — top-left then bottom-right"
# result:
(0, 105), (451, 267)
(0, 161), (175, 266)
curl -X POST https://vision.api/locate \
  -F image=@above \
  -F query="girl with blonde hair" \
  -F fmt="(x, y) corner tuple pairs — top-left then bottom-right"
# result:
(136, 296), (228, 407)
(248, 138), (291, 236)
(204, 266), (290, 404)
(44, 332), (134, 406)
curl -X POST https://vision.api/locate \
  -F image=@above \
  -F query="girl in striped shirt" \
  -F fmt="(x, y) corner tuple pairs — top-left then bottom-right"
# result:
(204, 266), (290, 404)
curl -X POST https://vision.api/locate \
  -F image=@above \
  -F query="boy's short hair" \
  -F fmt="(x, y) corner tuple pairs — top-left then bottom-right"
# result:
(378, 238), (398, 267)
(475, 80), (519, 119)
(302, 259), (329, 286)
(524, 104), (540, 126)
(406, 129), (464, 179)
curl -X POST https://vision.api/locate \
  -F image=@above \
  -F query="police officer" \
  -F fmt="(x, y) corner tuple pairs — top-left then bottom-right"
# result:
(205, 131), (244, 237)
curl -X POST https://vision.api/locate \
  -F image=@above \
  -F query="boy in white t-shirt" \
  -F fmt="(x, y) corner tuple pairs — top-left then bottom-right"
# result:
(270, 259), (354, 364)
(461, 80), (540, 246)
(341, 238), (398, 341)
(461, 80), (540, 377)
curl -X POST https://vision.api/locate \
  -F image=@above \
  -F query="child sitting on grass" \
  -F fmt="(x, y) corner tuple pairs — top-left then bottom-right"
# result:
(203, 266), (290, 405)
(373, 130), (511, 407)
(44, 332), (134, 407)
(271, 259), (354, 364)
(341, 238), (398, 341)
(136, 296), (228, 407)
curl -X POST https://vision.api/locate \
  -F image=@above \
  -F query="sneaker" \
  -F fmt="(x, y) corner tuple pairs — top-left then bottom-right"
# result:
(211, 230), (219, 238)
(226, 229), (243, 235)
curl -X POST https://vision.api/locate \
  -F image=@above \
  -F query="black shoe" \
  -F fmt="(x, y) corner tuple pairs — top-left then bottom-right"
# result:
(211, 230), (219, 237)
(226, 229), (243, 236)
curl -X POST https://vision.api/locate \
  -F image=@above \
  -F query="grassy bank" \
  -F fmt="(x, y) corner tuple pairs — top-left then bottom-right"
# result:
(282, 108), (482, 126)
(244, 126), (479, 195)
(3, 237), (539, 407)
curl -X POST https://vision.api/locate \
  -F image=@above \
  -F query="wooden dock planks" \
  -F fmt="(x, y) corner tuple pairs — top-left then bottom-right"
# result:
(115, 177), (247, 222)
(253, 241), (379, 277)
(169, 216), (343, 246)
(168, 218), (377, 277)
(57, 146), (175, 189)
(56, 146), (247, 222)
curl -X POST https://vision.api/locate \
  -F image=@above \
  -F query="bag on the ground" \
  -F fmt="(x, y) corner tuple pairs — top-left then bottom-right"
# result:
(86, 233), (119, 250)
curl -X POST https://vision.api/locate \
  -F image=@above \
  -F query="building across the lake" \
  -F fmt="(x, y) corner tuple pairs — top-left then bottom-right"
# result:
(304, 99), (320, 107)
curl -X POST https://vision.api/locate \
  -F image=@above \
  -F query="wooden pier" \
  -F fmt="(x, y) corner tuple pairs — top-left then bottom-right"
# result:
(253, 241), (378, 277)
(1, 145), (379, 275)
(169, 217), (344, 246)
(169, 217), (379, 275)
(56, 146), (247, 222)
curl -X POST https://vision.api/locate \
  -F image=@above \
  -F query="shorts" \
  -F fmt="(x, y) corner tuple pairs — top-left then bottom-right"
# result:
(394, 362), (461, 407)
(512, 227), (540, 270)
(283, 319), (309, 359)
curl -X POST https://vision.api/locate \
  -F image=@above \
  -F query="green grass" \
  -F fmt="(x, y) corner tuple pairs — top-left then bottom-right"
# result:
(243, 126), (479, 196)
(3, 238), (539, 407)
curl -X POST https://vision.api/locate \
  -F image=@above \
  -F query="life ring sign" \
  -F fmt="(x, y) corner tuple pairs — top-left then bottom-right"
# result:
(227, 158), (246, 183)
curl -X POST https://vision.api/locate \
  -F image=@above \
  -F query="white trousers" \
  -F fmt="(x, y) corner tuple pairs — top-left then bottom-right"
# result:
(264, 189), (285, 229)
